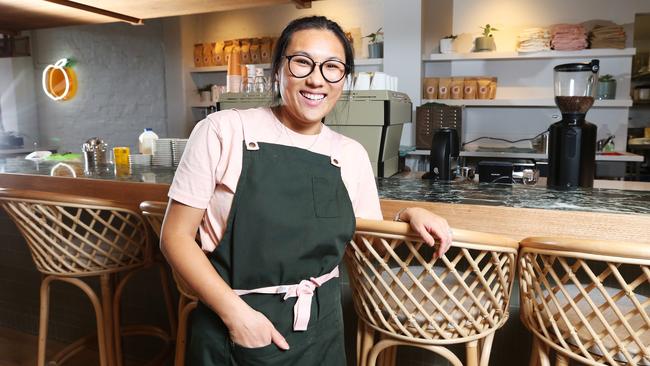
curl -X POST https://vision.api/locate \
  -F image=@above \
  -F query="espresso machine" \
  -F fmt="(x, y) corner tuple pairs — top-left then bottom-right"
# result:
(547, 60), (599, 189)
(423, 128), (459, 181)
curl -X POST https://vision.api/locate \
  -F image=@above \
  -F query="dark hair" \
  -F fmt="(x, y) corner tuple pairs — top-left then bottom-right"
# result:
(270, 16), (355, 105)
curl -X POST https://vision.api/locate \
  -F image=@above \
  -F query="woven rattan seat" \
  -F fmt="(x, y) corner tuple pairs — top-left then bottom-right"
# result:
(0, 189), (175, 366)
(519, 236), (650, 366)
(552, 284), (650, 365)
(140, 201), (200, 366)
(381, 266), (480, 329)
(346, 219), (518, 366)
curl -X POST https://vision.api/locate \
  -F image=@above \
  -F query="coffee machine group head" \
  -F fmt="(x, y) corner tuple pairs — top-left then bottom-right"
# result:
(547, 59), (599, 189)
(423, 128), (459, 181)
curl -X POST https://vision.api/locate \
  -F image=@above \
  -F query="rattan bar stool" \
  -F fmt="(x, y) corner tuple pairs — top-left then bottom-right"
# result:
(0, 189), (174, 366)
(519, 237), (650, 366)
(346, 219), (518, 366)
(140, 201), (199, 366)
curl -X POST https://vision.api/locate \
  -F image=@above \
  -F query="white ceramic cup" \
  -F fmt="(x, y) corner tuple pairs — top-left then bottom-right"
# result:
(354, 72), (372, 90)
(370, 72), (388, 90)
(200, 91), (211, 103)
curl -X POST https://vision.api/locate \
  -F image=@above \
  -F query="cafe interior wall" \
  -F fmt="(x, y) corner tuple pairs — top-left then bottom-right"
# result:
(0, 21), (173, 357)
(629, 13), (650, 129)
(0, 57), (39, 148)
(30, 20), (169, 153)
(439, 0), (650, 152)
(167, 0), (385, 137)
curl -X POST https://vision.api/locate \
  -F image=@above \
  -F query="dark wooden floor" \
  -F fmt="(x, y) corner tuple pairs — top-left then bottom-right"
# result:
(0, 327), (167, 366)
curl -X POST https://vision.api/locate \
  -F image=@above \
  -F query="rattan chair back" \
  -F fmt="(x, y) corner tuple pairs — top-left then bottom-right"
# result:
(519, 237), (650, 365)
(139, 201), (198, 301)
(0, 189), (150, 276)
(346, 219), (518, 346)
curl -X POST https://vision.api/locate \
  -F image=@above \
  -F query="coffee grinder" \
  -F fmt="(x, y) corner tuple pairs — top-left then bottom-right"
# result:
(422, 128), (459, 181)
(547, 59), (599, 189)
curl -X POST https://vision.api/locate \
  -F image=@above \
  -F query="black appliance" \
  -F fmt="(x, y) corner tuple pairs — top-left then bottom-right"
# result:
(423, 128), (459, 181)
(547, 59), (599, 189)
(478, 161), (513, 184)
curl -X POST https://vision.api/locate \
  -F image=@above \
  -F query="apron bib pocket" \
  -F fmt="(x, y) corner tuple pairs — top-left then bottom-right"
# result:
(312, 176), (340, 218)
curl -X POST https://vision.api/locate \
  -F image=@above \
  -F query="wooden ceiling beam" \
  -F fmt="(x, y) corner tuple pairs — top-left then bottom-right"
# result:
(0, 29), (19, 37)
(292, 0), (312, 9)
(43, 0), (144, 25)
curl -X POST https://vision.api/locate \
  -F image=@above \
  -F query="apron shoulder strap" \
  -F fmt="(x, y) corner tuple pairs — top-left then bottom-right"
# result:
(329, 130), (343, 168)
(238, 109), (260, 151)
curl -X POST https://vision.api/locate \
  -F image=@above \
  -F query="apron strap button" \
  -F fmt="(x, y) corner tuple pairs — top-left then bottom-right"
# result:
(247, 141), (259, 150)
(330, 157), (340, 167)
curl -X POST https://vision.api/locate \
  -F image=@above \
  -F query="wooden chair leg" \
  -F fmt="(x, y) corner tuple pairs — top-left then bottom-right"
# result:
(48, 277), (110, 366)
(174, 299), (198, 366)
(37, 276), (52, 366)
(385, 345), (396, 366)
(113, 271), (133, 366)
(356, 320), (363, 366)
(529, 337), (540, 366)
(555, 353), (569, 366)
(377, 334), (391, 366)
(478, 332), (495, 366)
(358, 321), (374, 366)
(368, 339), (397, 366)
(100, 273), (116, 366)
(157, 263), (177, 337)
(466, 340), (479, 366)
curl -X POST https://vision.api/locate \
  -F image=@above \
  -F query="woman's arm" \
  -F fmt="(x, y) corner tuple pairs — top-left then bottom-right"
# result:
(160, 199), (289, 349)
(396, 207), (453, 258)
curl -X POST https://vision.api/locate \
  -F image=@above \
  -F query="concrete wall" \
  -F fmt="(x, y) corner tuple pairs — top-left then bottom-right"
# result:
(31, 20), (168, 152)
(0, 57), (39, 147)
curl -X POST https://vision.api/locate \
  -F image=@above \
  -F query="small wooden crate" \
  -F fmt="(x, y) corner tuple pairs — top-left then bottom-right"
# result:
(415, 103), (463, 149)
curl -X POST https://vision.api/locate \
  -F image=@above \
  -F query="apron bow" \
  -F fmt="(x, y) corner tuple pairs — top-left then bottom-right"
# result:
(233, 266), (340, 331)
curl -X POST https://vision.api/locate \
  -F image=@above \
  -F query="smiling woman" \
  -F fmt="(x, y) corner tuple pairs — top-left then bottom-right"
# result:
(160, 15), (452, 366)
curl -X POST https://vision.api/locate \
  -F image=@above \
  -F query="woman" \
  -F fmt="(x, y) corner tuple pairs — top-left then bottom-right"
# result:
(161, 15), (452, 365)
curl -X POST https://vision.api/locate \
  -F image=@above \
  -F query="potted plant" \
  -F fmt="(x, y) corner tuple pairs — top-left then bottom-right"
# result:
(439, 34), (457, 54)
(475, 24), (498, 52)
(198, 85), (212, 103)
(597, 74), (617, 100)
(364, 27), (384, 58)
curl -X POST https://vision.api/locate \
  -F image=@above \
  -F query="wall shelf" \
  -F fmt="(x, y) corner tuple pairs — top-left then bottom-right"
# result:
(354, 58), (384, 66)
(190, 63), (270, 73)
(189, 58), (383, 73)
(407, 149), (643, 162)
(424, 48), (636, 62)
(190, 101), (216, 108)
(421, 98), (633, 107)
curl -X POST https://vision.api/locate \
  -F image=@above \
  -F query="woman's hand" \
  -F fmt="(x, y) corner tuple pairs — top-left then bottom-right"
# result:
(399, 207), (453, 258)
(227, 307), (290, 350)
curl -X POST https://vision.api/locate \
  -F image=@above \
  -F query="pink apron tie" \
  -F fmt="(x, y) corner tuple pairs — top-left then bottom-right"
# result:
(233, 266), (339, 331)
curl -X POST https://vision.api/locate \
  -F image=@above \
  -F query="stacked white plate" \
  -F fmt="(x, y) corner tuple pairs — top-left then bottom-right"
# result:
(172, 139), (188, 166)
(152, 138), (174, 166)
(128, 154), (151, 166)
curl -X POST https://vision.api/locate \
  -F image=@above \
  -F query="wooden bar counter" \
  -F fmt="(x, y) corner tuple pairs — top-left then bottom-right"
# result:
(2, 157), (650, 365)
(2, 158), (649, 244)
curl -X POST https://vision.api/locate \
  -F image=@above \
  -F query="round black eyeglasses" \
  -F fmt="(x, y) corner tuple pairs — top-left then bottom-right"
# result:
(285, 55), (349, 83)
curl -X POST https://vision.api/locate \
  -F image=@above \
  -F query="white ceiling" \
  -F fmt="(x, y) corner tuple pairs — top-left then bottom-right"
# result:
(0, 0), (315, 33)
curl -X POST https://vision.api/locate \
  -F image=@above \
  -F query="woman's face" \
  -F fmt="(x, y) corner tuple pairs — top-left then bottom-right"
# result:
(277, 29), (347, 132)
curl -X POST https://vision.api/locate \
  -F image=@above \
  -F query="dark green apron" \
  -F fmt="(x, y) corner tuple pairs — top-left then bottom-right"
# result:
(187, 119), (355, 366)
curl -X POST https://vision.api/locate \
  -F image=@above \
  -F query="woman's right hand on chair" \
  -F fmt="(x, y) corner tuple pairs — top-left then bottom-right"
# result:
(227, 307), (290, 350)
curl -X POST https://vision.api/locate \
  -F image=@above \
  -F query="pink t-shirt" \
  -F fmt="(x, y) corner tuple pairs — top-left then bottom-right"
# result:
(168, 107), (382, 252)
